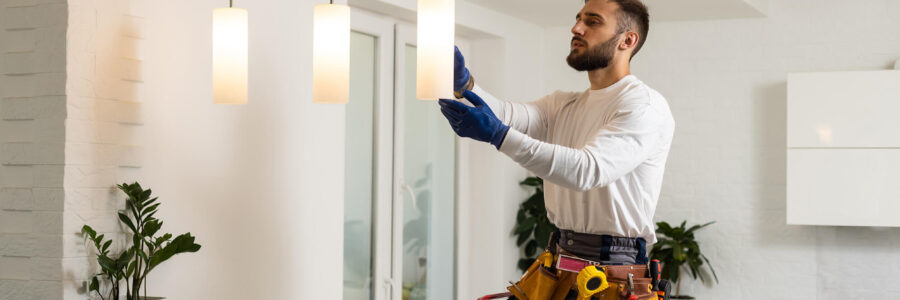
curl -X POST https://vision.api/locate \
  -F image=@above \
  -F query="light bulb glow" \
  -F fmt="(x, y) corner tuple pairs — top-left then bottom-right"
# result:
(416, 0), (454, 101)
(313, 4), (350, 104)
(213, 7), (249, 105)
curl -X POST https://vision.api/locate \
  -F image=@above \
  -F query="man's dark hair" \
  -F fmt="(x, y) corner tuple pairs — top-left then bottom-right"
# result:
(586, 0), (649, 58)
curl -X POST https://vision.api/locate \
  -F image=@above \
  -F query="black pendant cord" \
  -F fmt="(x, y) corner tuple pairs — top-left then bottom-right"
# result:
(229, 0), (233, 7)
(330, 0), (334, 4)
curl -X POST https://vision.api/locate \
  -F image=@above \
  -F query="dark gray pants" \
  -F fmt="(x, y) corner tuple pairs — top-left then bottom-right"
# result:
(555, 229), (648, 265)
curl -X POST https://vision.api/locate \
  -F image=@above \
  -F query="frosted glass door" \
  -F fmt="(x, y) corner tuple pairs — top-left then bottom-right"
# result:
(397, 44), (456, 300)
(344, 31), (377, 300)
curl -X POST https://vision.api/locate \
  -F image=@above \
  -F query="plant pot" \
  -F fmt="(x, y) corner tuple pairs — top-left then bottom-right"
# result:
(88, 297), (165, 300)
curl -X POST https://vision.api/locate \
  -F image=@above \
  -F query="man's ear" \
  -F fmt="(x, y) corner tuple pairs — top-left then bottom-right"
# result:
(620, 31), (639, 50)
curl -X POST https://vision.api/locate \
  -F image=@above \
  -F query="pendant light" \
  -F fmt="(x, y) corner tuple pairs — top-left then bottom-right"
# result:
(213, 0), (249, 104)
(416, 0), (454, 100)
(312, 0), (350, 104)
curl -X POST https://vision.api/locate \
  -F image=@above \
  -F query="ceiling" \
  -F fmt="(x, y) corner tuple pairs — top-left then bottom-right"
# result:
(463, 0), (768, 27)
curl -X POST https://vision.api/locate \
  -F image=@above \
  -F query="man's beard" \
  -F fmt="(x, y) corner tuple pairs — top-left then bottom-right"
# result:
(566, 35), (618, 71)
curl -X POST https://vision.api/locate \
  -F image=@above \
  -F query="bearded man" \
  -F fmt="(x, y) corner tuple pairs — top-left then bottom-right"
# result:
(439, 0), (675, 299)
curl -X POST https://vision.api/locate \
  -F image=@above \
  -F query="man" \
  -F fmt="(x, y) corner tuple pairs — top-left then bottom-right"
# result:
(440, 0), (674, 298)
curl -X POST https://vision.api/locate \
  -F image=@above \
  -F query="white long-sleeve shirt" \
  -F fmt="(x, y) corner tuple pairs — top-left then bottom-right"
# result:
(473, 75), (674, 243)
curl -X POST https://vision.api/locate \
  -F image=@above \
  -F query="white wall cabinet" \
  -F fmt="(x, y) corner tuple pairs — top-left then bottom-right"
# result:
(786, 70), (900, 227)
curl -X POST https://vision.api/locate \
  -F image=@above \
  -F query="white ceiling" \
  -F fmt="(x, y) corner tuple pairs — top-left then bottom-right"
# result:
(463, 0), (768, 27)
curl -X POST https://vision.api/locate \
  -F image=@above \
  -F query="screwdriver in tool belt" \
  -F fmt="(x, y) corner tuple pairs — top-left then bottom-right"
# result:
(649, 259), (661, 290)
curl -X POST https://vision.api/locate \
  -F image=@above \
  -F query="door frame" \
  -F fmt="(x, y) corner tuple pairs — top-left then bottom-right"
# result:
(348, 8), (472, 300)
(394, 22), (471, 300)
(350, 8), (395, 300)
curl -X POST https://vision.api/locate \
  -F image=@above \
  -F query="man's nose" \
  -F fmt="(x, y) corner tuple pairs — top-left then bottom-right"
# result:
(571, 22), (585, 36)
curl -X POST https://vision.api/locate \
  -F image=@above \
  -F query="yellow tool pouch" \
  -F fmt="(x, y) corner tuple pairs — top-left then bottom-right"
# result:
(508, 252), (659, 300)
(507, 251), (578, 300)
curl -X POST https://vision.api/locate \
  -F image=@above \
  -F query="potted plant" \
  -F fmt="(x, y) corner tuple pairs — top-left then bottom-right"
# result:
(81, 182), (201, 300)
(511, 176), (558, 272)
(650, 221), (718, 299)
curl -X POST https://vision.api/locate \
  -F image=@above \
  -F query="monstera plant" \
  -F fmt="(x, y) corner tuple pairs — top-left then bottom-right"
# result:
(511, 176), (558, 272)
(650, 221), (718, 299)
(81, 182), (201, 300)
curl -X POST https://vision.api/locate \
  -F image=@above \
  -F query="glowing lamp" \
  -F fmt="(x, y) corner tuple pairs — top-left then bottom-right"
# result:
(213, 3), (248, 105)
(416, 0), (454, 100)
(313, 2), (350, 104)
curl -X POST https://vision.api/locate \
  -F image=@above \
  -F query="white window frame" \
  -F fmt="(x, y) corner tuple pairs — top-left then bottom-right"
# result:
(349, 9), (395, 300)
(349, 8), (472, 300)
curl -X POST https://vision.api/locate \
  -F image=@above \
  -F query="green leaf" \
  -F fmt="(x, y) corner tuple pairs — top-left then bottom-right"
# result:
(126, 260), (136, 277)
(534, 222), (553, 248)
(116, 248), (134, 267)
(118, 212), (136, 233)
(139, 189), (152, 203)
(142, 219), (162, 237)
(516, 231), (530, 246)
(522, 195), (541, 212)
(514, 218), (536, 235)
(81, 225), (97, 238)
(155, 233), (173, 246)
(701, 254), (719, 283)
(144, 197), (159, 211)
(89, 276), (99, 292)
(672, 244), (685, 262)
(519, 177), (542, 187)
(97, 256), (116, 273)
(656, 221), (672, 234)
(137, 249), (149, 261)
(142, 203), (160, 215)
(524, 240), (537, 257)
(102, 240), (112, 252)
(685, 221), (715, 235)
(148, 233), (201, 269)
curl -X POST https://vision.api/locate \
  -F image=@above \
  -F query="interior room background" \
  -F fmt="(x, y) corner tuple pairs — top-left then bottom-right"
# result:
(1, 0), (899, 299)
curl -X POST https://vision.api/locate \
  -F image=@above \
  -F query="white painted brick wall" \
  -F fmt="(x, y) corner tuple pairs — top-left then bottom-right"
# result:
(1, 96), (67, 120)
(541, 0), (900, 299)
(59, 0), (146, 298)
(1, 0), (69, 298)
(0, 3), (67, 30)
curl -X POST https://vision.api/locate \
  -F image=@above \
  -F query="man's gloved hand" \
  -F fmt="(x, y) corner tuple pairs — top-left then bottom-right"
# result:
(439, 90), (510, 149)
(454, 46), (470, 92)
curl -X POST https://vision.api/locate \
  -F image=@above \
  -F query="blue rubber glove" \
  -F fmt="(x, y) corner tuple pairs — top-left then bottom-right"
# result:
(439, 90), (510, 149)
(454, 46), (470, 92)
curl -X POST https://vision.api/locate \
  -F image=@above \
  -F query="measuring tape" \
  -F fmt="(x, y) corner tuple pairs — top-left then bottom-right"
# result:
(576, 265), (609, 300)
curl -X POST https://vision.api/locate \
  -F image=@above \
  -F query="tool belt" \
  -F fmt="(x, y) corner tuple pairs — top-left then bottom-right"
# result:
(505, 231), (660, 300)
(507, 252), (657, 300)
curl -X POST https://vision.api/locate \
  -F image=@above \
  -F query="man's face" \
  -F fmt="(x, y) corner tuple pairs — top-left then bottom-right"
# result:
(567, 0), (622, 71)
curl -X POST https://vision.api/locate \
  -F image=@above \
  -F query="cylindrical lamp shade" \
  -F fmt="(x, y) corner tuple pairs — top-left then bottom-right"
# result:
(213, 8), (248, 105)
(313, 4), (350, 104)
(416, 0), (454, 100)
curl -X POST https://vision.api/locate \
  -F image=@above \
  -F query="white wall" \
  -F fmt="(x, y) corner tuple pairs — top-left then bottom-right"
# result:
(140, 0), (345, 299)
(0, 0), (68, 298)
(136, 1), (546, 300)
(540, 0), (900, 298)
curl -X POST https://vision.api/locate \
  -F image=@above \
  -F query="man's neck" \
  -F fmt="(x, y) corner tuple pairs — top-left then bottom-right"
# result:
(587, 60), (630, 90)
